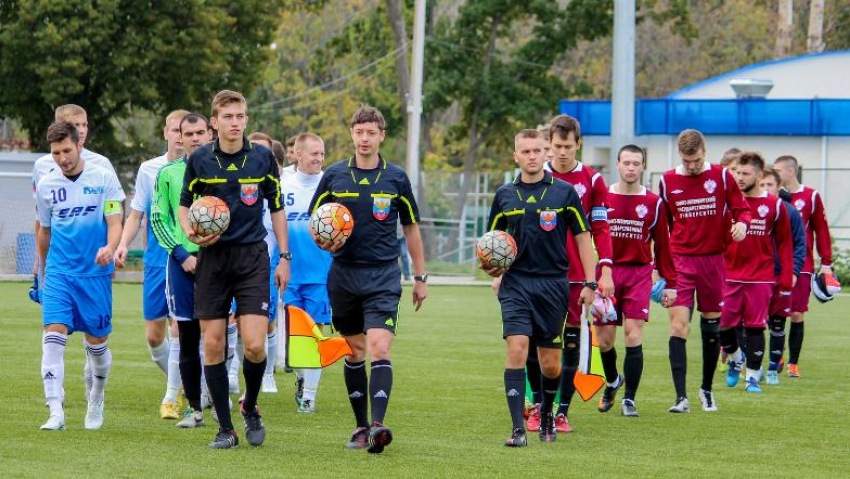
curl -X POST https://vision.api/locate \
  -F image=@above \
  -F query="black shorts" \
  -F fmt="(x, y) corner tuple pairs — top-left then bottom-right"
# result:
(327, 261), (401, 336)
(498, 273), (569, 348)
(195, 241), (270, 320)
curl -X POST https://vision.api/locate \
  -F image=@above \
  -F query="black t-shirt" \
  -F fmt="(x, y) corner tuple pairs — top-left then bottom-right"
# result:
(180, 138), (282, 245)
(487, 172), (588, 277)
(310, 156), (419, 266)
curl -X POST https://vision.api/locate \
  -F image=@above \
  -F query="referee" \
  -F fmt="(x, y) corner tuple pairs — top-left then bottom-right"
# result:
(179, 90), (290, 449)
(486, 129), (596, 446)
(309, 105), (427, 454)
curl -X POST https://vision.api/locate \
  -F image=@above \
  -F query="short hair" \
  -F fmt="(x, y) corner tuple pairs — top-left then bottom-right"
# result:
(548, 114), (581, 143)
(179, 113), (210, 133)
(211, 89), (247, 118)
(775, 155), (799, 172)
(538, 127), (551, 142)
(736, 151), (765, 171)
(514, 129), (542, 149)
(247, 132), (273, 147)
(271, 140), (286, 165)
(677, 129), (706, 155)
(720, 147), (741, 167)
(46, 121), (80, 145)
(285, 135), (298, 148)
(617, 144), (646, 163)
(350, 105), (386, 130)
(166, 109), (191, 127)
(763, 167), (781, 185)
(294, 132), (323, 153)
(54, 104), (86, 122)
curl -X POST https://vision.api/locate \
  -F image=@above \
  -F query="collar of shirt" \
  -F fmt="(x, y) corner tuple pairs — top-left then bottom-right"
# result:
(213, 137), (252, 155)
(513, 170), (553, 186)
(675, 161), (712, 176)
(346, 155), (388, 170)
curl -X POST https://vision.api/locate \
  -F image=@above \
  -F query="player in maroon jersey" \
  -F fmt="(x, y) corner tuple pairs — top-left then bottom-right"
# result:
(719, 152), (794, 393)
(772, 155), (835, 378)
(658, 130), (751, 413)
(596, 145), (677, 417)
(528, 115), (614, 433)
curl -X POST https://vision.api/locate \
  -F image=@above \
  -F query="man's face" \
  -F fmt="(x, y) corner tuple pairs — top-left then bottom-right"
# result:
(735, 163), (761, 193)
(286, 145), (297, 165)
(297, 138), (325, 175)
(350, 122), (385, 157)
(773, 162), (795, 186)
(760, 175), (779, 196)
(617, 150), (644, 184)
(550, 131), (580, 168)
(514, 136), (544, 175)
(681, 149), (706, 176)
(164, 118), (184, 156)
(180, 121), (212, 157)
(211, 102), (248, 143)
(50, 137), (83, 174)
(64, 113), (89, 146)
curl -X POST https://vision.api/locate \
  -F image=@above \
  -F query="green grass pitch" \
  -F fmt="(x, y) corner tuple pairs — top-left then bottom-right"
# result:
(1, 282), (847, 477)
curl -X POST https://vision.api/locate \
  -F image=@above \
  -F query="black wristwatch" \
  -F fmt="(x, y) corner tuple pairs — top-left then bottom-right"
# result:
(279, 251), (292, 260)
(582, 280), (598, 290)
(413, 273), (429, 283)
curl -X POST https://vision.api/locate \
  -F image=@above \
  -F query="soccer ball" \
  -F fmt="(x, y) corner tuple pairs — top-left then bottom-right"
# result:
(189, 196), (230, 236)
(310, 202), (354, 245)
(476, 230), (517, 270)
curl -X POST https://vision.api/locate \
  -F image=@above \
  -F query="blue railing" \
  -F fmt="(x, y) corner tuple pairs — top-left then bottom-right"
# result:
(558, 99), (850, 136)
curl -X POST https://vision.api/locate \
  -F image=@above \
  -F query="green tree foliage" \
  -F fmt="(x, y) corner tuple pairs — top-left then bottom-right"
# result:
(0, 0), (279, 166)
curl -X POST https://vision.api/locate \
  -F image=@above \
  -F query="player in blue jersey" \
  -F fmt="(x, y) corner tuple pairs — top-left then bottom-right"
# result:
(283, 133), (332, 413)
(36, 122), (125, 431)
(115, 110), (189, 419)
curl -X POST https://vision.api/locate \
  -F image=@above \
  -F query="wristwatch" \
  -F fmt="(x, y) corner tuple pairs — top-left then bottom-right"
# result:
(279, 251), (292, 260)
(413, 273), (429, 283)
(582, 280), (598, 290)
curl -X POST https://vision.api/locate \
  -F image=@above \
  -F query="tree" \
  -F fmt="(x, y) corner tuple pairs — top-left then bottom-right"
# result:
(807, 0), (825, 52)
(0, 0), (279, 168)
(776, 0), (795, 58)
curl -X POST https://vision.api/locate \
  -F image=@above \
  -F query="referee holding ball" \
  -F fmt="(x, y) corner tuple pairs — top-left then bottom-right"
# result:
(179, 90), (290, 450)
(310, 105), (427, 454)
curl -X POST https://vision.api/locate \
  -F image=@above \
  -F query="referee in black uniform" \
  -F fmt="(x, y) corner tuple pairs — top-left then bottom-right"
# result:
(179, 90), (290, 449)
(484, 129), (596, 446)
(309, 105), (428, 454)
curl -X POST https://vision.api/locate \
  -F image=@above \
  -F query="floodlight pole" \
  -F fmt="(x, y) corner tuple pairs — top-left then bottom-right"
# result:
(610, 0), (636, 183)
(406, 0), (426, 198)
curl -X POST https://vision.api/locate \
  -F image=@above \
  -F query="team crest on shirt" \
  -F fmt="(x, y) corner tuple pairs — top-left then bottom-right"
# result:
(241, 183), (259, 205)
(794, 199), (805, 211)
(704, 179), (717, 194)
(373, 197), (391, 220)
(757, 204), (769, 218)
(540, 210), (557, 231)
(574, 183), (587, 198)
(635, 204), (648, 219)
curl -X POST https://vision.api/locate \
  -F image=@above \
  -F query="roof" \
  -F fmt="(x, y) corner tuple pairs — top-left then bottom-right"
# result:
(666, 50), (850, 100)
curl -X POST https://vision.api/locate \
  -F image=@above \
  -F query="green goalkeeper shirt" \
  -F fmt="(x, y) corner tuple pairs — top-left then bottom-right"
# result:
(151, 158), (199, 262)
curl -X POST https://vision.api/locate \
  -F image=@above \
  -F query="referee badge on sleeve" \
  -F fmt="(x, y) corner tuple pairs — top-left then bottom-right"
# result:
(540, 210), (557, 231)
(241, 183), (259, 206)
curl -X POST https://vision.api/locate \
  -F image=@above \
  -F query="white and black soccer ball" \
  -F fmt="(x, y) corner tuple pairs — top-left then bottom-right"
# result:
(189, 196), (230, 236)
(476, 230), (518, 270)
(310, 202), (354, 245)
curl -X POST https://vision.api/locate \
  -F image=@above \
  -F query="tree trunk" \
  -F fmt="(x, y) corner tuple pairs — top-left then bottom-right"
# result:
(386, 0), (411, 124)
(807, 0), (825, 52)
(444, 16), (501, 260)
(776, 0), (794, 58)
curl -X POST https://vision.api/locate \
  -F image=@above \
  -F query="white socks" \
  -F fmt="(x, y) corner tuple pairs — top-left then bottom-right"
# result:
(149, 338), (169, 375)
(164, 338), (182, 403)
(85, 339), (112, 404)
(226, 323), (238, 373)
(265, 332), (278, 375)
(301, 368), (322, 402)
(42, 332), (67, 416)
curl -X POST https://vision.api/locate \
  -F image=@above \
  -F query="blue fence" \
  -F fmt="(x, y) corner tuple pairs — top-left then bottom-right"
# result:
(558, 99), (850, 136)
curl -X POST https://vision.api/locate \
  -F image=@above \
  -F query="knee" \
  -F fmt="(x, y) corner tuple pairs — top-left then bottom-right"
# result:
(368, 337), (392, 360)
(597, 335), (613, 351)
(701, 316), (720, 335)
(243, 338), (265, 362)
(539, 355), (561, 377)
(346, 337), (367, 362)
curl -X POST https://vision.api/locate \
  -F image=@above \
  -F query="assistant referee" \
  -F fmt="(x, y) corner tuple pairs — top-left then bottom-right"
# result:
(179, 90), (290, 450)
(309, 105), (428, 454)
